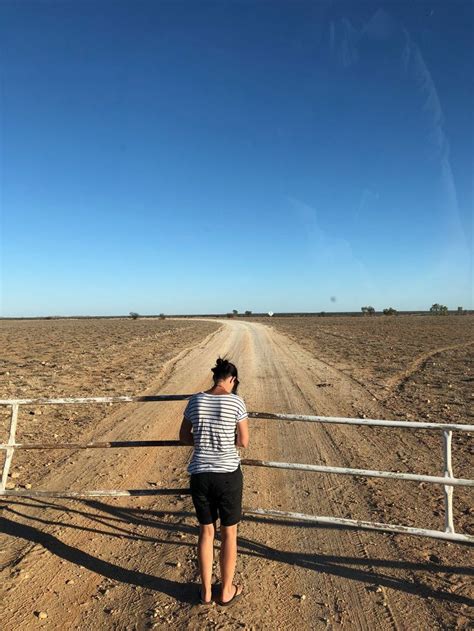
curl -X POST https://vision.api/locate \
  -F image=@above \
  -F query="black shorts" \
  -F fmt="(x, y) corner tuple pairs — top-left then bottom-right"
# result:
(190, 466), (243, 526)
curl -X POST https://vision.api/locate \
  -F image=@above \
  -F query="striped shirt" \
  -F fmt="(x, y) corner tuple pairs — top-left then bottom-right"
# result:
(184, 392), (248, 474)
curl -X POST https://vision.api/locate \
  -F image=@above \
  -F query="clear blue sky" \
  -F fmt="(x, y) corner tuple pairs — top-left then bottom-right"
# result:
(1, 0), (472, 316)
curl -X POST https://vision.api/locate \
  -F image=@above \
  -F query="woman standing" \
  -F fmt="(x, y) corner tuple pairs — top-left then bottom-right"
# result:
(179, 358), (249, 606)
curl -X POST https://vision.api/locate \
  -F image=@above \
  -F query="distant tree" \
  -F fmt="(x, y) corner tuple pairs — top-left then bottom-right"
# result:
(244, 310), (252, 316)
(129, 312), (140, 320)
(383, 307), (397, 315)
(361, 306), (375, 315)
(226, 312), (234, 318)
(430, 303), (448, 315)
(232, 309), (238, 316)
(319, 311), (326, 317)
(159, 313), (166, 319)
(457, 306), (464, 315)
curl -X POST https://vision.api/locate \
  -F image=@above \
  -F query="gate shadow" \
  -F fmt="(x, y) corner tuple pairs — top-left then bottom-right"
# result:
(0, 497), (473, 608)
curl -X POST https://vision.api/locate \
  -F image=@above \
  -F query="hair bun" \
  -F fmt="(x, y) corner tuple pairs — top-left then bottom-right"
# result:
(210, 357), (238, 390)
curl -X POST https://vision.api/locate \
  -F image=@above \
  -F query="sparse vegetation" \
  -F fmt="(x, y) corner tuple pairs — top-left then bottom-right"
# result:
(383, 307), (397, 315)
(361, 306), (375, 316)
(129, 312), (140, 320)
(430, 303), (448, 315)
(159, 313), (166, 320)
(244, 310), (252, 316)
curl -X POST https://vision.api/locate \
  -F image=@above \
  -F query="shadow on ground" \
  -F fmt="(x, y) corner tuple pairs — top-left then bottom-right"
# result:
(0, 496), (472, 607)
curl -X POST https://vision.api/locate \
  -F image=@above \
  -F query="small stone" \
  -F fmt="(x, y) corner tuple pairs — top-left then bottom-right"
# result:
(300, 594), (306, 601)
(175, 562), (181, 568)
(10, 472), (20, 479)
(66, 579), (75, 585)
(35, 611), (48, 619)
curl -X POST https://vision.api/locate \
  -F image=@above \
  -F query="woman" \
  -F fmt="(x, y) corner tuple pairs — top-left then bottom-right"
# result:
(179, 357), (249, 607)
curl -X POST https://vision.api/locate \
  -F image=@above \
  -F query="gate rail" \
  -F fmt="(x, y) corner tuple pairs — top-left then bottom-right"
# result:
(0, 395), (472, 544)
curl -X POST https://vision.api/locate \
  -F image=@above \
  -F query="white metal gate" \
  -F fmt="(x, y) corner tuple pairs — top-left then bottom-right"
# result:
(0, 395), (472, 543)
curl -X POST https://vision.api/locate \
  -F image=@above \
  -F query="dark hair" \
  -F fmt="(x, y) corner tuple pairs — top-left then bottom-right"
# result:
(211, 357), (239, 393)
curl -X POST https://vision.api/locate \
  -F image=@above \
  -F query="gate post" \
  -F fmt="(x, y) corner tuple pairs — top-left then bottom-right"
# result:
(0, 404), (19, 492)
(443, 430), (454, 533)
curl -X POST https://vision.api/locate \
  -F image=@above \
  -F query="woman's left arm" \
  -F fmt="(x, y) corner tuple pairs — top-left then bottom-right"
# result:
(179, 417), (194, 446)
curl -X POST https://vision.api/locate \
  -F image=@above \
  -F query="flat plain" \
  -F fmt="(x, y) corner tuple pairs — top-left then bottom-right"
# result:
(0, 315), (472, 630)
(0, 317), (220, 489)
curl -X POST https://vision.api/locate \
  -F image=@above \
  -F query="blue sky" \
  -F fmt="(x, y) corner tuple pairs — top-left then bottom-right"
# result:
(1, 0), (472, 316)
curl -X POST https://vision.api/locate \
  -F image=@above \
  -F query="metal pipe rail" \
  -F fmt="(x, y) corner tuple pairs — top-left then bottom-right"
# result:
(0, 396), (472, 543)
(1, 396), (473, 432)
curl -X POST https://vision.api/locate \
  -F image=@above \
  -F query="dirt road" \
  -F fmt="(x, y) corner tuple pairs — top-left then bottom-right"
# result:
(0, 320), (472, 630)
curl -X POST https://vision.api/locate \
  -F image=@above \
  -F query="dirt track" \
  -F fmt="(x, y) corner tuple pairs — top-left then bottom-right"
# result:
(0, 319), (472, 630)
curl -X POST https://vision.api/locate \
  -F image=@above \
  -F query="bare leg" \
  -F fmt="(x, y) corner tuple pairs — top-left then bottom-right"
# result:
(219, 524), (243, 602)
(197, 522), (216, 602)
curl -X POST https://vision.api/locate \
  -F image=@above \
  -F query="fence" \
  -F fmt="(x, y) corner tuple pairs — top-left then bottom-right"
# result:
(0, 395), (472, 544)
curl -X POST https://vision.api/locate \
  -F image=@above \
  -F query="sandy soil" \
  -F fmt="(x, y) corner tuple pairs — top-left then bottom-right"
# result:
(0, 318), (472, 630)
(0, 317), (220, 489)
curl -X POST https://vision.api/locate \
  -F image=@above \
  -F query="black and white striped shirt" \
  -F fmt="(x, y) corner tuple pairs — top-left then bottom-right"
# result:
(184, 392), (248, 474)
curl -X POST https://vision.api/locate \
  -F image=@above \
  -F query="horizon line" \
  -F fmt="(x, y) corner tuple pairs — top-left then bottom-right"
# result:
(1, 308), (473, 321)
